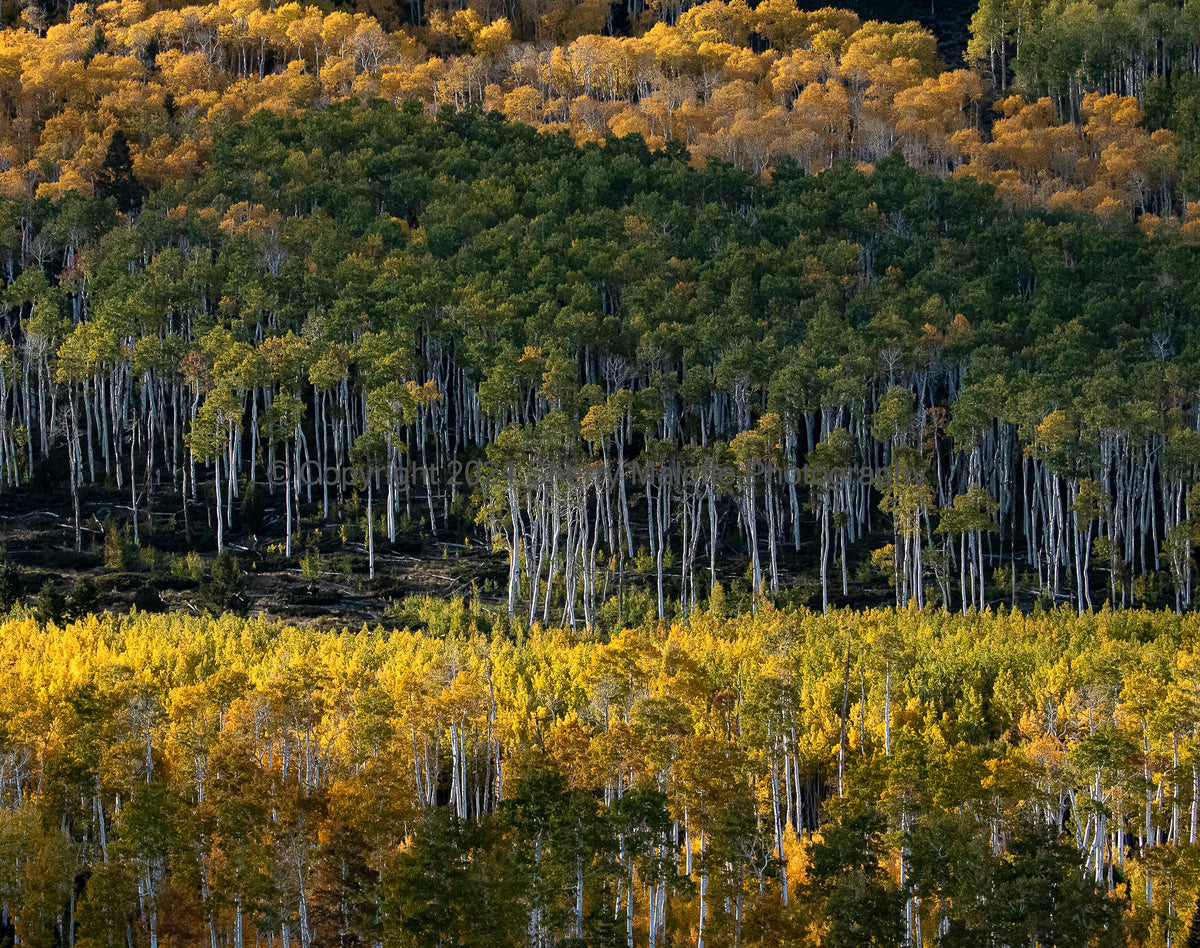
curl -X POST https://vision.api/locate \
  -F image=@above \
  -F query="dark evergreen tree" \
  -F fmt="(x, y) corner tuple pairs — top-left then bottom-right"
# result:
(94, 129), (144, 213)
(803, 806), (905, 947)
(198, 554), (247, 615)
(34, 580), (66, 626)
(132, 583), (165, 613)
(66, 577), (98, 620)
(0, 562), (23, 611)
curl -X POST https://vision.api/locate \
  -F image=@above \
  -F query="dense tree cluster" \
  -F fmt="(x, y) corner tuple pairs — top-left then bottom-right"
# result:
(967, 0), (1200, 196)
(970, 0), (1198, 106)
(0, 0), (1190, 214)
(2, 103), (1200, 621)
(1, 605), (1197, 946)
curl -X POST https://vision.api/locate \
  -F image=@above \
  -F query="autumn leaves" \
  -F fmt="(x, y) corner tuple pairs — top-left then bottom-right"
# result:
(0, 0), (1189, 221)
(1, 605), (1196, 945)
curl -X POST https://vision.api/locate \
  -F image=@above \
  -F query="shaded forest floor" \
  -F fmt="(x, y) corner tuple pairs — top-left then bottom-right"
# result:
(0, 464), (1122, 629)
(0, 478), (499, 627)
(0, 472), (916, 627)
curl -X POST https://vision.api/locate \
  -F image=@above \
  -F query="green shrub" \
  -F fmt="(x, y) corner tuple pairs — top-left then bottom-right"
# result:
(102, 520), (139, 571)
(171, 551), (206, 583)
(300, 547), (324, 581)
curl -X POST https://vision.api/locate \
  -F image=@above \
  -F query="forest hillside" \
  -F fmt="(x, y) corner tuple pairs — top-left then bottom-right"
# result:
(0, 94), (1199, 621)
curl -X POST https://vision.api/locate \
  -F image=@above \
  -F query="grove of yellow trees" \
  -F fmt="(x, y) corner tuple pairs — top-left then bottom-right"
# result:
(1, 603), (1199, 944)
(0, 0), (1187, 218)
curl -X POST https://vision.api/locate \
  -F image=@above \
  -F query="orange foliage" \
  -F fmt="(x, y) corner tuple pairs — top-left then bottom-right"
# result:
(0, 0), (1175, 216)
